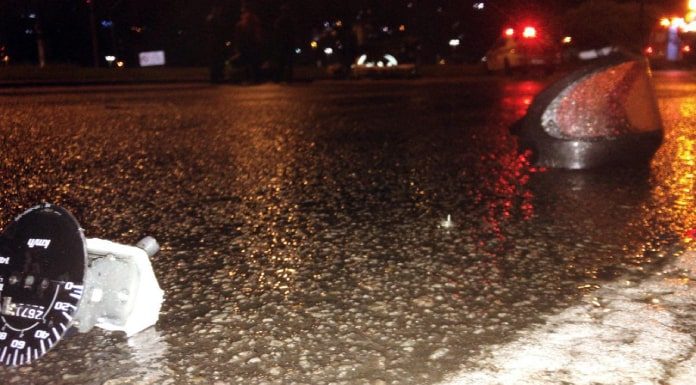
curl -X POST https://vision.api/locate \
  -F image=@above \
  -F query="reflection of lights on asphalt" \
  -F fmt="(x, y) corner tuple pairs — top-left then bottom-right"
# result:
(127, 327), (172, 382)
(500, 81), (544, 117)
(674, 136), (695, 208)
(685, 228), (696, 242)
(676, 136), (695, 166)
(643, 74), (696, 281)
(653, 94), (696, 236)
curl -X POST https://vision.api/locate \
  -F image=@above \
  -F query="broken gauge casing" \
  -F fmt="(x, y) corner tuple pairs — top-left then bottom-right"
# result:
(0, 204), (164, 366)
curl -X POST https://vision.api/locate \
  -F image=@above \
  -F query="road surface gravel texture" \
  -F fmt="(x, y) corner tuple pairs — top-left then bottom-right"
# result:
(0, 73), (694, 385)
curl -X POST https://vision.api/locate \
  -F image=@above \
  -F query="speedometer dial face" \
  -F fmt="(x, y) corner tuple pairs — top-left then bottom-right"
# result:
(0, 204), (86, 366)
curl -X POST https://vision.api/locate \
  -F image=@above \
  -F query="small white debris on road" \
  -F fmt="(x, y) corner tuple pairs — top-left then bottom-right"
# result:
(440, 215), (454, 229)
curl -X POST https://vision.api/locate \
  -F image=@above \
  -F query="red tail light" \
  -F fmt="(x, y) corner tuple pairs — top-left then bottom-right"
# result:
(522, 26), (537, 39)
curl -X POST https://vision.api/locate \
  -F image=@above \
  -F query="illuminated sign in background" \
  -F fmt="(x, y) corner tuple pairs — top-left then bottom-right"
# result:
(138, 51), (166, 67)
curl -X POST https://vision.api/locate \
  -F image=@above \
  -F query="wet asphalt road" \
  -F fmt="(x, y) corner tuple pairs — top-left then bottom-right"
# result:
(0, 73), (694, 385)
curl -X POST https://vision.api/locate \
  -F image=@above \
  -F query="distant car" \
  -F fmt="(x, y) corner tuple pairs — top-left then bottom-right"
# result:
(351, 53), (417, 79)
(483, 25), (559, 74)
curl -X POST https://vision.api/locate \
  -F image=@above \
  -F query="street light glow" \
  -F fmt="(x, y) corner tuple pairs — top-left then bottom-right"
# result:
(357, 54), (367, 65)
(658, 16), (696, 32)
(384, 54), (398, 66)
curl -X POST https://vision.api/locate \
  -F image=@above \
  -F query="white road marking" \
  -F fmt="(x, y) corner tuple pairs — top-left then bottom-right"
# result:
(440, 251), (696, 385)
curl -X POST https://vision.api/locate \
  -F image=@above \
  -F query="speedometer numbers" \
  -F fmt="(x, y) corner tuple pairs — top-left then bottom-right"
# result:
(0, 204), (86, 366)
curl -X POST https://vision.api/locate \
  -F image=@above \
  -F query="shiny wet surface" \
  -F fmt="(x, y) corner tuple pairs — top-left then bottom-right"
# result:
(0, 74), (694, 384)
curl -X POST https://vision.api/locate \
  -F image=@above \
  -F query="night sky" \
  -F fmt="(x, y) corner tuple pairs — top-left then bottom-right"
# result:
(0, 0), (687, 66)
